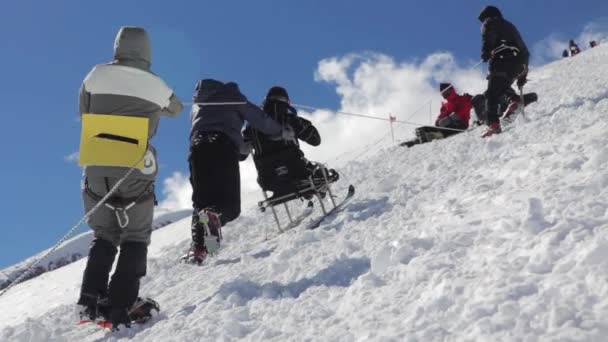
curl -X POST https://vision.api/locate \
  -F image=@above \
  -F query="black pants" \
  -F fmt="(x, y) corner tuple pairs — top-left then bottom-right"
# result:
(79, 239), (147, 310)
(189, 131), (240, 226)
(254, 148), (310, 195)
(473, 92), (538, 123)
(485, 58), (526, 124)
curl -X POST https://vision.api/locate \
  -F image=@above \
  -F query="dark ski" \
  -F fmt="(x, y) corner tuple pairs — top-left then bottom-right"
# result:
(306, 185), (355, 229)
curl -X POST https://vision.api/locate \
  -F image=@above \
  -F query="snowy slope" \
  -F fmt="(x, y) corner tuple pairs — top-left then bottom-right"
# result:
(2, 46), (608, 341)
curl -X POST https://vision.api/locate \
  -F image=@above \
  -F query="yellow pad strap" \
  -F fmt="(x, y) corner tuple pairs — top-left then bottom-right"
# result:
(78, 114), (149, 168)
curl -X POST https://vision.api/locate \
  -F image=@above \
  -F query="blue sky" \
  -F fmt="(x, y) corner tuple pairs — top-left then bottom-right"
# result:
(0, 0), (607, 268)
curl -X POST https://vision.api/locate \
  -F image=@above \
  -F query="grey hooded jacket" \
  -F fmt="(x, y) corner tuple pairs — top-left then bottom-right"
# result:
(79, 26), (183, 180)
(189, 79), (282, 151)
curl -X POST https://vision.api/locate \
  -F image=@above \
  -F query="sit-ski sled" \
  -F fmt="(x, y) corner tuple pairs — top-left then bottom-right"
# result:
(257, 166), (355, 232)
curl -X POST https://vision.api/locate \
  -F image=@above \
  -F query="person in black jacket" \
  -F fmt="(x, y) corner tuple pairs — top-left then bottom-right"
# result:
(478, 5), (529, 137)
(568, 39), (581, 56)
(182, 80), (294, 265)
(243, 86), (338, 199)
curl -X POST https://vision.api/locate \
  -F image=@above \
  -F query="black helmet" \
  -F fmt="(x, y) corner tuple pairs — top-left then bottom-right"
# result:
(439, 82), (453, 93)
(193, 79), (224, 101)
(265, 86), (290, 104)
(478, 6), (502, 22)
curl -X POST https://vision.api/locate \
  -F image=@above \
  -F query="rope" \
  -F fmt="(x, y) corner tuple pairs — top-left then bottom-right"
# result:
(291, 60), (485, 134)
(402, 100), (432, 121)
(332, 131), (391, 166)
(183, 102), (247, 106)
(0, 153), (146, 299)
(292, 103), (468, 132)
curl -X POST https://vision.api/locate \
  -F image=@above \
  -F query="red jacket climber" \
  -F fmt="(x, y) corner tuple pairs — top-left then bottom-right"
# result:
(436, 83), (472, 129)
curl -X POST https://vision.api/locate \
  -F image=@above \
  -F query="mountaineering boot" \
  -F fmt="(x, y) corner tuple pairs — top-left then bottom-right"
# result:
(501, 97), (520, 121)
(309, 165), (339, 185)
(77, 295), (110, 322)
(182, 243), (208, 265)
(108, 297), (159, 330)
(199, 208), (222, 254)
(182, 208), (222, 265)
(182, 210), (208, 265)
(129, 297), (160, 323)
(481, 122), (502, 137)
(109, 307), (132, 331)
(296, 166), (339, 199)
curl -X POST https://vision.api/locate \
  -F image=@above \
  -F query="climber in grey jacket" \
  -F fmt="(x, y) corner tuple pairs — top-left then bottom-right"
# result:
(76, 26), (183, 330)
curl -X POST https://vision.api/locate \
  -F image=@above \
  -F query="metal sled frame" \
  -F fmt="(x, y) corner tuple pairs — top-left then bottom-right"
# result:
(258, 166), (338, 233)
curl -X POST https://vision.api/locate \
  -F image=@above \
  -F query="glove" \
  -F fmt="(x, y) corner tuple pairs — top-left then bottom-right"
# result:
(516, 73), (527, 89)
(437, 113), (460, 128)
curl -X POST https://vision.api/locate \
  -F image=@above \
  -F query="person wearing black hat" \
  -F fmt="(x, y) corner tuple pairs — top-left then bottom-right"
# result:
(182, 80), (294, 265)
(568, 39), (581, 56)
(478, 5), (529, 137)
(400, 83), (472, 147)
(243, 86), (338, 199)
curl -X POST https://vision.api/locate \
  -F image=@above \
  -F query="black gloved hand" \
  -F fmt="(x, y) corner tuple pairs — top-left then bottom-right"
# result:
(437, 115), (452, 128)
(516, 73), (527, 89)
(238, 141), (253, 161)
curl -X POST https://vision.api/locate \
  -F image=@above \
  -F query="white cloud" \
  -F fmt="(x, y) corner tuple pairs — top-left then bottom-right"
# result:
(579, 20), (608, 46)
(156, 172), (192, 211)
(64, 152), (79, 163)
(532, 18), (608, 65)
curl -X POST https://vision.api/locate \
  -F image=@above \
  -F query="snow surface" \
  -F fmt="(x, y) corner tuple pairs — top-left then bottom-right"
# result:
(2, 46), (608, 341)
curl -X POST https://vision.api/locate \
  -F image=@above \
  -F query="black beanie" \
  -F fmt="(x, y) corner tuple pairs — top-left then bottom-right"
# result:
(439, 82), (453, 93)
(478, 6), (502, 22)
(266, 86), (290, 102)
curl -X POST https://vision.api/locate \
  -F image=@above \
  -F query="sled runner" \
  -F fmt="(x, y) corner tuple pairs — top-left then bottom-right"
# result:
(258, 165), (343, 232)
